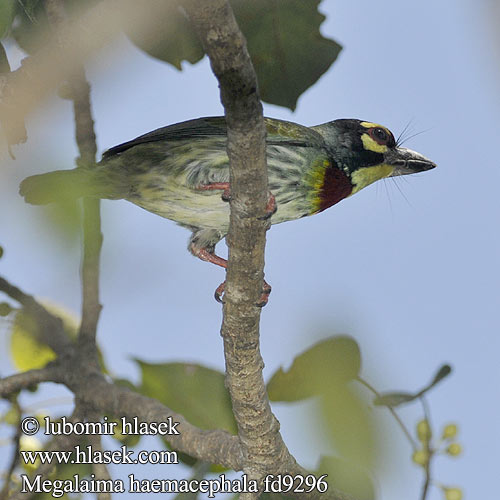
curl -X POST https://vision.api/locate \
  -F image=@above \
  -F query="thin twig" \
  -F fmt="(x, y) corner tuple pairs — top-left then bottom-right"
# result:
(69, 73), (101, 348)
(356, 376), (418, 450)
(0, 367), (62, 397)
(43, 0), (102, 361)
(419, 396), (433, 500)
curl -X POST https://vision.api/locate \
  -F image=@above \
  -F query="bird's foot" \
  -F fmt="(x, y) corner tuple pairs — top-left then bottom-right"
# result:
(214, 281), (226, 303)
(196, 182), (231, 201)
(258, 192), (277, 220)
(214, 280), (272, 307)
(257, 281), (272, 307)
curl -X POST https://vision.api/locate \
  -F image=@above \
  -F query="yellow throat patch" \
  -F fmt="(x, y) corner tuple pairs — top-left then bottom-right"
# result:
(350, 163), (394, 194)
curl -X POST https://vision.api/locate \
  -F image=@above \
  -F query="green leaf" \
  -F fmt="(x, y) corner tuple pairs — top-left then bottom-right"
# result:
(422, 364), (452, 392)
(321, 383), (378, 469)
(267, 336), (361, 402)
(11, 0), (100, 54)
(120, 1), (204, 70)
(0, 301), (13, 317)
(374, 364), (453, 407)
(267, 337), (380, 469)
(10, 307), (62, 371)
(10, 0), (47, 54)
(0, 0), (15, 38)
(2, 405), (21, 426)
(15, 0), (40, 20)
(316, 456), (375, 500)
(373, 391), (418, 407)
(9, 300), (108, 375)
(43, 200), (82, 244)
(136, 361), (237, 434)
(230, 0), (341, 110)
(121, 0), (341, 109)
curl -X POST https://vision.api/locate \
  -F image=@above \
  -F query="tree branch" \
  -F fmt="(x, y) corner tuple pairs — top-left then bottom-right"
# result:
(0, 273), (246, 480)
(0, 360), (244, 470)
(44, 0), (102, 357)
(67, 373), (244, 470)
(182, 0), (279, 475)
(182, 5), (355, 499)
(1, 362), (349, 498)
(0, 367), (62, 397)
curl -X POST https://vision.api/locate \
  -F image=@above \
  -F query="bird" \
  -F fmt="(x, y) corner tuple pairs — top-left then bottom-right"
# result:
(19, 117), (436, 305)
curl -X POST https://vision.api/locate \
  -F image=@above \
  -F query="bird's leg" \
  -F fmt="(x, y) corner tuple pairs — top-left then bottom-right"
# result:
(196, 182), (277, 218)
(189, 241), (271, 306)
(189, 244), (228, 269)
(196, 182), (231, 202)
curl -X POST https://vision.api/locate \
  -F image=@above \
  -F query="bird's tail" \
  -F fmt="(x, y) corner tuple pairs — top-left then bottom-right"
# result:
(20, 168), (98, 205)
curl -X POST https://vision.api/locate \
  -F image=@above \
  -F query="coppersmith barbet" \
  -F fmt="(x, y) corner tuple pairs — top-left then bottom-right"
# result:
(20, 117), (436, 304)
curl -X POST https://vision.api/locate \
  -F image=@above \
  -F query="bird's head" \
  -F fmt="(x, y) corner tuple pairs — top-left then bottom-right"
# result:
(314, 119), (436, 194)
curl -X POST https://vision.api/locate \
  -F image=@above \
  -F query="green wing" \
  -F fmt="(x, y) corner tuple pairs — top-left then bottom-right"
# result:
(264, 117), (325, 147)
(102, 117), (325, 158)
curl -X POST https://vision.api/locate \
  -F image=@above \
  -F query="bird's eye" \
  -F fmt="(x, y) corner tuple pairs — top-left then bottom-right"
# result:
(372, 127), (388, 144)
(366, 126), (396, 147)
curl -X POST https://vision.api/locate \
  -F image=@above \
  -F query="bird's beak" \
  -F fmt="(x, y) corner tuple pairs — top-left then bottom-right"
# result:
(385, 147), (437, 176)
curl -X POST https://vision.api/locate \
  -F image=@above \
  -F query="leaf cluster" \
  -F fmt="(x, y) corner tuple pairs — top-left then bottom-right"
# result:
(0, 0), (341, 111)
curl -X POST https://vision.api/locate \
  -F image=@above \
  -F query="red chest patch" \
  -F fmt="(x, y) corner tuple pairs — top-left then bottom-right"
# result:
(318, 165), (353, 212)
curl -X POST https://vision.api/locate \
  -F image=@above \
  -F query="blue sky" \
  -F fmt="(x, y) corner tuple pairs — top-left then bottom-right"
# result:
(1, 1), (499, 499)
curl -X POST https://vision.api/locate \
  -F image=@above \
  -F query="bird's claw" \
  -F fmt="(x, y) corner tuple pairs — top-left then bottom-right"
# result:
(258, 192), (277, 220)
(255, 282), (272, 307)
(214, 281), (226, 303)
(214, 280), (272, 307)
